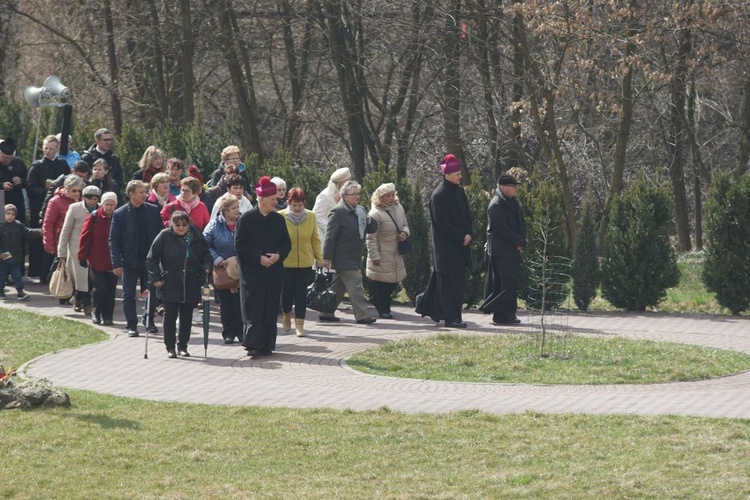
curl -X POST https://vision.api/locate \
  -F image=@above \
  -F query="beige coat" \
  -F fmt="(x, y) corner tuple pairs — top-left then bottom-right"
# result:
(366, 203), (409, 283)
(57, 201), (95, 291)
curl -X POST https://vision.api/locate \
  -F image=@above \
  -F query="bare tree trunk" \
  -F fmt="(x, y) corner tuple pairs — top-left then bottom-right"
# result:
(103, 0), (123, 133)
(516, 8), (576, 246)
(442, 0), (468, 182)
(687, 81), (704, 250)
(507, 0), (524, 171)
(475, 0), (502, 179)
(0, 0), (15, 96)
(179, 0), (195, 124)
(668, 27), (692, 252)
(324, 0), (368, 180)
(598, 10), (637, 250)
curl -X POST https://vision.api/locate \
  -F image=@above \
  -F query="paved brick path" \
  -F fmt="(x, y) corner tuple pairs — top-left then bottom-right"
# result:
(7, 282), (750, 417)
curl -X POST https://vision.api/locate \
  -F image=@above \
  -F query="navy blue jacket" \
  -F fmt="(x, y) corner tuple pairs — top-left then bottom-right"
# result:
(109, 202), (163, 269)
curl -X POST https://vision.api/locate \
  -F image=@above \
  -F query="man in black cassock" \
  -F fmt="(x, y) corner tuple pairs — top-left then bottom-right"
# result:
(417, 154), (473, 328)
(482, 174), (526, 324)
(235, 176), (291, 358)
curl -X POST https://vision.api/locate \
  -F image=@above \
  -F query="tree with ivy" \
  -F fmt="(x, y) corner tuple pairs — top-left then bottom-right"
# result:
(601, 177), (679, 311)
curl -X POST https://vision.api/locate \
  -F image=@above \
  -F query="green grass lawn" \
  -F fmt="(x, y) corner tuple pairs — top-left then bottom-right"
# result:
(3, 269), (750, 497)
(347, 333), (750, 384)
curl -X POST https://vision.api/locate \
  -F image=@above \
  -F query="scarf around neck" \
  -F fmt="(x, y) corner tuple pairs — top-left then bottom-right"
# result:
(286, 209), (307, 226)
(177, 195), (201, 214)
(344, 201), (367, 238)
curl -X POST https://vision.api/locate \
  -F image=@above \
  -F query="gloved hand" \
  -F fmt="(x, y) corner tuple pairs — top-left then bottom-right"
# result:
(79, 259), (88, 268)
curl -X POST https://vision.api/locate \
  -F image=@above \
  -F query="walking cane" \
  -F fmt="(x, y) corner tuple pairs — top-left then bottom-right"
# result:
(202, 273), (211, 358)
(144, 286), (151, 359)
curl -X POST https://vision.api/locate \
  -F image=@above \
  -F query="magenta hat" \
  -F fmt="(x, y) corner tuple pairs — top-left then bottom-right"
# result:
(255, 176), (277, 198)
(440, 154), (461, 175)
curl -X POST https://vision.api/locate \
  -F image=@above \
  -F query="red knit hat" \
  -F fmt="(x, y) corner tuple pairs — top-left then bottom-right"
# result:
(440, 154), (461, 175)
(255, 176), (277, 198)
(187, 165), (204, 184)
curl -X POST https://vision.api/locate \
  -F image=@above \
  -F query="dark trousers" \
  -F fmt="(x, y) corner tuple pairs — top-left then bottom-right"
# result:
(436, 271), (465, 323)
(491, 255), (520, 323)
(91, 269), (118, 321)
(0, 261), (24, 294)
(121, 266), (145, 329)
(216, 288), (243, 341)
(371, 280), (397, 315)
(163, 301), (196, 351)
(281, 267), (314, 319)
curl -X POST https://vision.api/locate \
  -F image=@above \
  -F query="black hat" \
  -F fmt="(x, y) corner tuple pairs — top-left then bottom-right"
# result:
(0, 137), (16, 155)
(497, 174), (520, 186)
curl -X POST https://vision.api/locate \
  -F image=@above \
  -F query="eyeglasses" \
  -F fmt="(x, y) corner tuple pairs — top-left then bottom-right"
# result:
(345, 192), (361, 197)
(172, 222), (189, 227)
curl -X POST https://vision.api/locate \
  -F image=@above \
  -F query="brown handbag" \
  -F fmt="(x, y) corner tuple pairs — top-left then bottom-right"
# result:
(213, 265), (239, 290)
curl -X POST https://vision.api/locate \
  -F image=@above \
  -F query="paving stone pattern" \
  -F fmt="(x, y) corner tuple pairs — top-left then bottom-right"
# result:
(6, 283), (750, 417)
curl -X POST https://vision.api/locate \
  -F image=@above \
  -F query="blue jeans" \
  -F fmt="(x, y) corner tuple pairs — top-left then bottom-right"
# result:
(0, 260), (24, 295)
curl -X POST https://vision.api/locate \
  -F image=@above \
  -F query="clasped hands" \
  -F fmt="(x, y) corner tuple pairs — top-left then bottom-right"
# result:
(260, 252), (280, 268)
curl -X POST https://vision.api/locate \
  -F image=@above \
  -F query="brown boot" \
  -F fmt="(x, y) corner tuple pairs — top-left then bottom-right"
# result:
(282, 312), (292, 333)
(295, 318), (305, 337)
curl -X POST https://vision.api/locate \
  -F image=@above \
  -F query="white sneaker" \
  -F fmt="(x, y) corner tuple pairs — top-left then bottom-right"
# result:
(192, 310), (202, 323)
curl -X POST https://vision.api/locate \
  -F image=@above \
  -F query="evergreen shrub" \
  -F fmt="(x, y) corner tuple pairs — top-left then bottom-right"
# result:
(572, 196), (600, 311)
(702, 173), (750, 315)
(601, 177), (679, 311)
(519, 178), (571, 311)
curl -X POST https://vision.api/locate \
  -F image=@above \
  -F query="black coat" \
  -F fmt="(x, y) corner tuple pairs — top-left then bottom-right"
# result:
(81, 145), (123, 193)
(1, 158), (28, 220)
(109, 202), (163, 269)
(428, 179), (473, 277)
(146, 227), (212, 304)
(486, 190), (526, 258)
(235, 207), (291, 351)
(27, 157), (69, 226)
(0, 220), (40, 265)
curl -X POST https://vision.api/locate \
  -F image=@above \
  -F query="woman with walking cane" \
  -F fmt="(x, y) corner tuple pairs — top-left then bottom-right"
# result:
(146, 211), (212, 359)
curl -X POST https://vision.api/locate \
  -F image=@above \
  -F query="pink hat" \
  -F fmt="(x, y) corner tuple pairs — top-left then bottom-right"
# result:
(440, 154), (461, 175)
(255, 176), (277, 198)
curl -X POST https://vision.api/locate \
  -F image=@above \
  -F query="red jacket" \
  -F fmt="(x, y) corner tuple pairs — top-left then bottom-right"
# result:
(78, 206), (114, 272)
(42, 190), (76, 254)
(160, 199), (210, 231)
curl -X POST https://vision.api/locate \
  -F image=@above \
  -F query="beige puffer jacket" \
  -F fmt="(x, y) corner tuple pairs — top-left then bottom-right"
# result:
(365, 203), (409, 284)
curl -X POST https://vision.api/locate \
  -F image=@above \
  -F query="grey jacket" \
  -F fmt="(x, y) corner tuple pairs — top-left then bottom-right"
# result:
(323, 201), (378, 271)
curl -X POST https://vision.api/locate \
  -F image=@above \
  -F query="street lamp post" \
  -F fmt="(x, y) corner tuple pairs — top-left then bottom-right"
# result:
(23, 76), (71, 163)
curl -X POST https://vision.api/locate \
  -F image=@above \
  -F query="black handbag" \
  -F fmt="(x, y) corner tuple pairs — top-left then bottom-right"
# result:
(385, 210), (412, 255)
(306, 268), (338, 313)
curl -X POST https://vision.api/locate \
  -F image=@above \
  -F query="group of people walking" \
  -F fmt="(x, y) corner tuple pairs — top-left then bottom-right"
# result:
(2, 130), (529, 359)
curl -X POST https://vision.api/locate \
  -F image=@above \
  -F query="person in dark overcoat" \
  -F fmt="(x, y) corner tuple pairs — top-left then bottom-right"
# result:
(482, 174), (526, 324)
(147, 211), (212, 358)
(417, 154), (473, 328)
(109, 180), (163, 336)
(235, 176), (291, 358)
(0, 137), (28, 223)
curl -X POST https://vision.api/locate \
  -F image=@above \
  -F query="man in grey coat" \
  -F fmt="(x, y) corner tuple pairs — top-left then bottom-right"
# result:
(321, 180), (378, 324)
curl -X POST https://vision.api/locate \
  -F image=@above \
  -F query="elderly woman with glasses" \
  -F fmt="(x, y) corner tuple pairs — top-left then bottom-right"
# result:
(147, 172), (176, 209)
(321, 180), (379, 324)
(161, 176), (210, 231)
(57, 185), (101, 316)
(43, 175), (86, 305)
(147, 210), (212, 358)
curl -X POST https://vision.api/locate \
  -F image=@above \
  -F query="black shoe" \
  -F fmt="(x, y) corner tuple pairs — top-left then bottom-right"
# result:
(319, 315), (340, 322)
(167, 349), (177, 359)
(247, 349), (261, 358)
(91, 315), (101, 325)
(357, 317), (377, 325)
(17, 292), (29, 301)
(378, 312), (393, 319)
(444, 321), (467, 329)
(178, 349), (190, 357)
(493, 317), (522, 325)
(103, 319), (114, 326)
(146, 324), (159, 334)
(127, 328), (139, 337)
(260, 349), (273, 356)
(224, 338), (234, 344)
